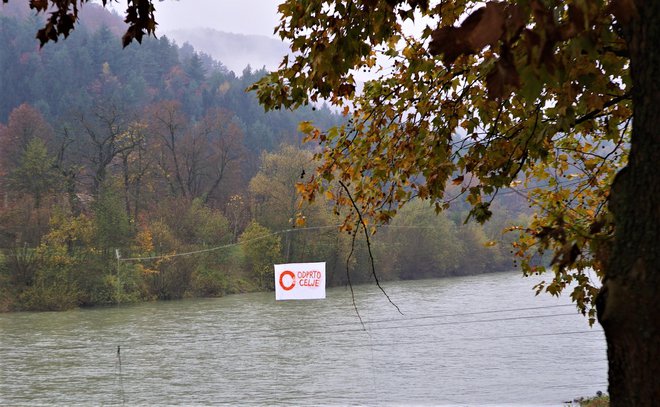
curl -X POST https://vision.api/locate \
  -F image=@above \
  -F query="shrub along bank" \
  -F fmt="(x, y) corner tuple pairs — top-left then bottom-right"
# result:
(0, 194), (524, 312)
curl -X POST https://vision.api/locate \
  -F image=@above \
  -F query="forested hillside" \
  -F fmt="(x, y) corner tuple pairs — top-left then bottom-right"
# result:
(0, 4), (525, 311)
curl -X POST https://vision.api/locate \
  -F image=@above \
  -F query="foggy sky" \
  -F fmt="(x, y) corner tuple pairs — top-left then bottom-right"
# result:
(146, 0), (282, 38)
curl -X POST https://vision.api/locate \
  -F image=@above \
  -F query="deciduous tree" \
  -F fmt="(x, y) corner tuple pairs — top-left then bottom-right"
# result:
(0, 103), (54, 170)
(193, 108), (245, 206)
(144, 100), (189, 199)
(77, 102), (141, 197)
(144, 101), (245, 205)
(249, 144), (318, 262)
(249, 0), (658, 404)
(0, 104), (55, 208)
(8, 138), (59, 208)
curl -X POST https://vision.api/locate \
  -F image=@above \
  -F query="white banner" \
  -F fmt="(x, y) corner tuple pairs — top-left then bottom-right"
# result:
(274, 262), (326, 300)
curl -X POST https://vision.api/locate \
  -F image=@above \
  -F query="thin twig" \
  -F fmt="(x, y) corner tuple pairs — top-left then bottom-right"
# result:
(345, 219), (368, 331)
(338, 181), (403, 315)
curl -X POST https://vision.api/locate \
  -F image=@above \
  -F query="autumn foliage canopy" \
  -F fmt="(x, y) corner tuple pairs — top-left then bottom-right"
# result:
(250, 0), (634, 324)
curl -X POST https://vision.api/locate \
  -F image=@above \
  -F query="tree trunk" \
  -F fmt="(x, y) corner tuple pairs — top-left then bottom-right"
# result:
(598, 2), (660, 405)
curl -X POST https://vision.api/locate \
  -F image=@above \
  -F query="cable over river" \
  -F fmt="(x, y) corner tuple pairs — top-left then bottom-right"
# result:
(0, 271), (607, 405)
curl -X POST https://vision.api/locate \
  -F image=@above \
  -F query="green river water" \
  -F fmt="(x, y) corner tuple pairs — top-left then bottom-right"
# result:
(0, 271), (607, 405)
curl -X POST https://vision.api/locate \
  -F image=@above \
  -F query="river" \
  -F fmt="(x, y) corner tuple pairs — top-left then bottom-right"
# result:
(0, 271), (607, 406)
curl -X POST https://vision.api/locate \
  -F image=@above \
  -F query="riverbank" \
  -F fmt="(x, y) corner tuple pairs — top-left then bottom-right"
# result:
(566, 393), (609, 406)
(1, 229), (516, 313)
(1, 193), (524, 313)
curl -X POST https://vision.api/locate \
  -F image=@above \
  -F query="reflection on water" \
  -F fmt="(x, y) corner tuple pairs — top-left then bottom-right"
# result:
(0, 271), (607, 405)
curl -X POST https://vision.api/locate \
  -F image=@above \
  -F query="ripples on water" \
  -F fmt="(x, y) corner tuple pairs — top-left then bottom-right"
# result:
(0, 271), (607, 405)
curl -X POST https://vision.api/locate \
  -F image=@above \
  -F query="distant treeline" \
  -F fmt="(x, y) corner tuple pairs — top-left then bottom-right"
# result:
(0, 3), (340, 143)
(0, 6), (528, 312)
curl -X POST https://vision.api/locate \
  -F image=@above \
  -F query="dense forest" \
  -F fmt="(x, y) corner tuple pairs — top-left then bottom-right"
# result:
(0, 3), (527, 311)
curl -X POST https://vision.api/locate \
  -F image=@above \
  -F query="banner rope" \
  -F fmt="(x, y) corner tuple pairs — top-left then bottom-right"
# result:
(117, 224), (343, 262)
(115, 224), (450, 262)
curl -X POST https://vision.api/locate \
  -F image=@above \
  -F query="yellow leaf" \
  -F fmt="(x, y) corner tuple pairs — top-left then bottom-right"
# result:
(298, 121), (314, 134)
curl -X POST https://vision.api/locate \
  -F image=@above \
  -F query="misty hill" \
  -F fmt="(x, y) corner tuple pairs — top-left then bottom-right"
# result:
(166, 28), (290, 74)
(0, 6), (339, 127)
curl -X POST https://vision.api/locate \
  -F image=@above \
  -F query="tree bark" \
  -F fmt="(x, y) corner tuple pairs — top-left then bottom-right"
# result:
(599, 1), (660, 405)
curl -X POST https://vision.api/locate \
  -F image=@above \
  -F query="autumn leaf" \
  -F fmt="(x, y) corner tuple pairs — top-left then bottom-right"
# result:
(466, 2), (506, 50)
(429, 2), (524, 65)
(337, 83), (356, 97)
(298, 121), (315, 134)
(485, 48), (520, 99)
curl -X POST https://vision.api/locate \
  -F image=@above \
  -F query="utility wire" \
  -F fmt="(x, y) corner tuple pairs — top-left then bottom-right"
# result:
(215, 307), (589, 341)
(118, 223), (450, 262)
(338, 303), (576, 327)
(117, 224), (342, 262)
(116, 177), (589, 263)
(200, 304), (582, 340)
(334, 329), (603, 349)
(287, 311), (582, 337)
(228, 304), (575, 340)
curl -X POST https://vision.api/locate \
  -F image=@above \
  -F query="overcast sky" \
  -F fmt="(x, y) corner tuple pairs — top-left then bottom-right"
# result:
(121, 0), (283, 38)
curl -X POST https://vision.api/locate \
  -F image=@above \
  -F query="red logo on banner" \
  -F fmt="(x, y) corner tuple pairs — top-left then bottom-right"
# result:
(279, 270), (296, 291)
